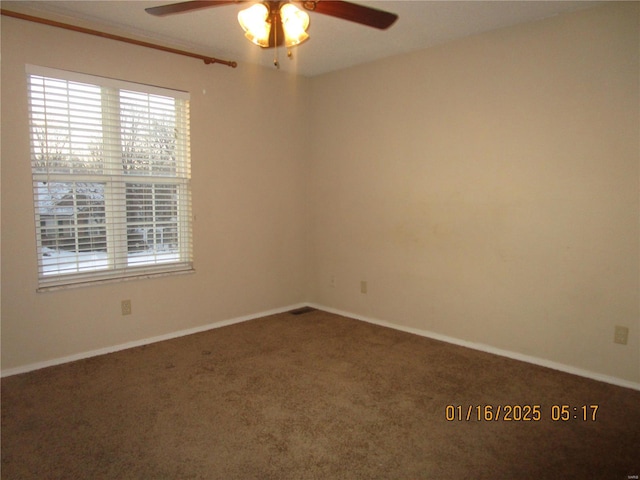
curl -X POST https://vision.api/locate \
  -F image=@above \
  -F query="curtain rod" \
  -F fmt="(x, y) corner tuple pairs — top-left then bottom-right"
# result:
(1, 9), (238, 69)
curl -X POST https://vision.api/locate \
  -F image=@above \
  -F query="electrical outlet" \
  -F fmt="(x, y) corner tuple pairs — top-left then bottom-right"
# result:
(121, 299), (132, 316)
(614, 325), (628, 345)
(360, 281), (367, 294)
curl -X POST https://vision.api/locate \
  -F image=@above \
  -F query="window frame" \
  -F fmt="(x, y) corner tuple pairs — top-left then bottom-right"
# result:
(27, 65), (194, 291)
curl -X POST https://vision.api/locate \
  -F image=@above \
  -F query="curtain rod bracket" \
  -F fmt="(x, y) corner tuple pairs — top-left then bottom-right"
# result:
(204, 58), (238, 68)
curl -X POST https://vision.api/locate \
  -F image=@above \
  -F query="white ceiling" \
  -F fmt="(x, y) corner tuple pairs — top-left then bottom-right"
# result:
(3, 1), (603, 76)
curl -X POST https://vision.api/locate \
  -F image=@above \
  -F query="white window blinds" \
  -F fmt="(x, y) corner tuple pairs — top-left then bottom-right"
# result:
(27, 65), (193, 290)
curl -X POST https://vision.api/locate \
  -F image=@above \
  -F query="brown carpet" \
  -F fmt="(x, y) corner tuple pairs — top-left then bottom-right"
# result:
(2, 309), (639, 479)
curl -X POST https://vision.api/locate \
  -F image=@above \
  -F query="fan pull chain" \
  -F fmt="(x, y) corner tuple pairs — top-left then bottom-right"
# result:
(270, 11), (295, 69)
(273, 12), (280, 69)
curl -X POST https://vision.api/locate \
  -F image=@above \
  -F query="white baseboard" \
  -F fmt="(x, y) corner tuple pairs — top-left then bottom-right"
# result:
(0, 303), (307, 378)
(307, 303), (640, 392)
(4, 301), (639, 392)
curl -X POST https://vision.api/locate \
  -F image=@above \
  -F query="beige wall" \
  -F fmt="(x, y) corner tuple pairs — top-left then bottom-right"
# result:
(1, 15), (310, 371)
(307, 2), (639, 383)
(2, 3), (638, 385)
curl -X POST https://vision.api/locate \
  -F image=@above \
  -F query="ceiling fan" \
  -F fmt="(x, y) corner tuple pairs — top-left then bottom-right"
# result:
(146, 1), (398, 56)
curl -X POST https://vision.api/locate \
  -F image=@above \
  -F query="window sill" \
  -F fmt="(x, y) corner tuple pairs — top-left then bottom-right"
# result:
(37, 267), (196, 293)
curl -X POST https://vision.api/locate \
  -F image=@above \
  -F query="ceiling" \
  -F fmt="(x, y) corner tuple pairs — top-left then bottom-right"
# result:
(3, 1), (603, 77)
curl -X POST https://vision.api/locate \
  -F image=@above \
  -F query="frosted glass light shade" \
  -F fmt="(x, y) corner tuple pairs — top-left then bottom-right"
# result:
(238, 3), (271, 47)
(280, 3), (310, 46)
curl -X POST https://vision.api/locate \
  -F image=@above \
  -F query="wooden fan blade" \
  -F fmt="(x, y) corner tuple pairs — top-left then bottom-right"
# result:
(145, 1), (241, 17)
(302, 1), (397, 30)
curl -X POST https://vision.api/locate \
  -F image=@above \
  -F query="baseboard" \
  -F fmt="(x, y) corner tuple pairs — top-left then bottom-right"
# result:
(0, 303), (307, 378)
(307, 303), (640, 392)
(5, 301), (639, 391)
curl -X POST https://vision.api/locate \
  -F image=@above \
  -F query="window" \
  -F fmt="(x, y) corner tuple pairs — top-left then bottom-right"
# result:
(27, 65), (193, 290)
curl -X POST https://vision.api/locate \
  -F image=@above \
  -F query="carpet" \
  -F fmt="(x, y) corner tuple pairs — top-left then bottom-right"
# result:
(2, 309), (639, 479)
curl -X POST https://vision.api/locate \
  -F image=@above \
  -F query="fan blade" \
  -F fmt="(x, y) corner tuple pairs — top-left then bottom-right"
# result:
(145, 1), (241, 17)
(302, 1), (397, 30)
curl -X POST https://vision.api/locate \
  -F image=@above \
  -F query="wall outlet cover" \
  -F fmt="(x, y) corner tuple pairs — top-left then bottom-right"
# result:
(614, 325), (629, 345)
(121, 300), (132, 316)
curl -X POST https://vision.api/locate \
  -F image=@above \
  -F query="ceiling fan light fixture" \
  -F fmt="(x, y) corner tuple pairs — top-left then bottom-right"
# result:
(238, 3), (271, 47)
(280, 3), (310, 47)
